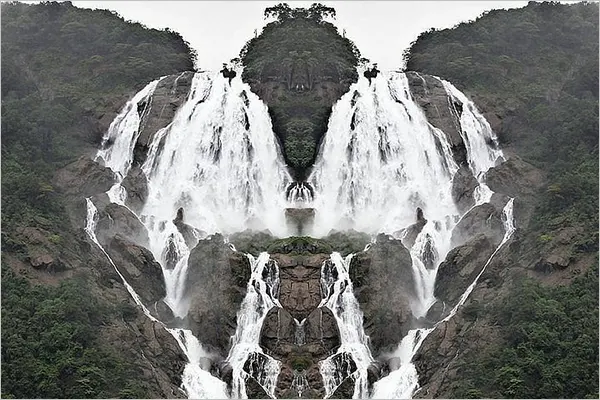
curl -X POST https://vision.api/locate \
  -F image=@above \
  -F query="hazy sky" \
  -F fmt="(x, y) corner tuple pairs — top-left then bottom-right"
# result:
(65, 1), (533, 71)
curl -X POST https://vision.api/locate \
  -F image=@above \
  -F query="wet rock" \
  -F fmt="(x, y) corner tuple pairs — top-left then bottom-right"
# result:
(134, 71), (195, 166)
(260, 308), (297, 357)
(96, 203), (150, 248)
(285, 208), (316, 236)
(105, 235), (166, 305)
(451, 203), (505, 249)
(54, 155), (116, 197)
(434, 235), (495, 309)
(406, 72), (467, 167)
(349, 234), (415, 355)
(121, 165), (148, 213)
(451, 165), (479, 214)
(304, 308), (341, 356)
(186, 234), (250, 356)
(485, 156), (544, 198)
(172, 207), (203, 249)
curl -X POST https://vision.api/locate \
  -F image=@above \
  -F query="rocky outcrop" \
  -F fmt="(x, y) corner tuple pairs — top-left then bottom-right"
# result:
(485, 156), (544, 199)
(451, 202), (505, 249)
(104, 235), (166, 306)
(172, 207), (203, 249)
(434, 235), (495, 310)
(121, 165), (149, 213)
(54, 156), (116, 198)
(133, 71), (195, 167)
(406, 72), (467, 167)
(451, 165), (479, 214)
(349, 234), (415, 355)
(95, 203), (150, 248)
(185, 234), (250, 357)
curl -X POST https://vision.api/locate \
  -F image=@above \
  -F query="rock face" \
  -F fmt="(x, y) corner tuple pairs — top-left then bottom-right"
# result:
(104, 235), (166, 306)
(485, 156), (544, 199)
(54, 156), (116, 198)
(95, 203), (150, 248)
(349, 234), (415, 355)
(405, 72), (468, 167)
(434, 235), (496, 310)
(133, 71), (195, 167)
(451, 203), (505, 249)
(121, 165), (149, 213)
(451, 165), (479, 214)
(185, 234), (250, 357)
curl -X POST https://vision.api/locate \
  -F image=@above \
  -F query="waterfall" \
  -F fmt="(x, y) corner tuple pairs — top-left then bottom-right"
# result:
(95, 78), (162, 205)
(371, 198), (516, 398)
(226, 252), (282, 399)
(319, 253), (373, 398)
(309, 72), (459, 237)
(92, 71), (290, 398)
(84, 198), (228, 399)
(308, 70), (510, 398)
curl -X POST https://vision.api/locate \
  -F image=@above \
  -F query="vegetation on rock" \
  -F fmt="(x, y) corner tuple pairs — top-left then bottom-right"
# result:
(405, 1), (598, 397)
(1, 1), (195, 397)
(240, 3), (363, 179)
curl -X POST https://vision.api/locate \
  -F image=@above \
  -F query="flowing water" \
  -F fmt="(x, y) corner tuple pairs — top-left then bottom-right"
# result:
(91, 71), (290, 398)
(90, 67), (514, 399)
(307, 71), (511, 398)
(226, 253), (282, 399)
(319, 253), (373, 398)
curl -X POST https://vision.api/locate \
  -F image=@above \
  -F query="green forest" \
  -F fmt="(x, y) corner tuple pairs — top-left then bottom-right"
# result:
(405, 1), (598, 397)
(1, 1), (195, 397)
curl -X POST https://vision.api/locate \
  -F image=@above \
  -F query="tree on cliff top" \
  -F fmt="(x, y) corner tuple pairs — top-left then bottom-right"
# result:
(240, 2), (360, 86)
(264, 3), (336, 22)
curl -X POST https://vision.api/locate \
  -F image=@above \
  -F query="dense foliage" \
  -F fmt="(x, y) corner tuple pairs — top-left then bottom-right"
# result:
(405, 1), (598, 244)
(1, 1), (195, 397)
(454, 264), (599, 399)
(240, 3), (363, 178)
(1, 266), (146, 398)
(240, 2), (362, 87)
(1, 0), (195, 234)
(405, 1), (598, 397)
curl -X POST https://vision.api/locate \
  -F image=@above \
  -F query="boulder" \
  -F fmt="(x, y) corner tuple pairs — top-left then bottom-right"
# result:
(121, 165), (149, 213)
(349, 234), (415, 354)
(451, 165), (479, 214)
(95, 203), (150, 248)
(54, 155), (116, 198)
(434, 235), (495, 309)
(485, 156), (544, 198)
(105, 235), (166, 305)
(451, 203), (505, 249)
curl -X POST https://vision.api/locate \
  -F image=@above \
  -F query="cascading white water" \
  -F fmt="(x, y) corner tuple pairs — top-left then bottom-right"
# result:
(319, 252), (373, 399)
(309, 72), (459, 237)
(95, 78), (162, 205)
(371, 198), (516, 399)
(84, 198), (228, 399)
(93, 71), (291, 399)
(226, 252), (282, 399)
(308, 70), (510, 398)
